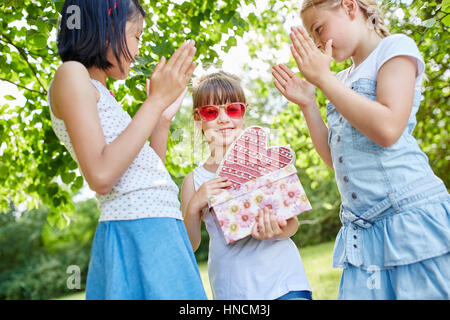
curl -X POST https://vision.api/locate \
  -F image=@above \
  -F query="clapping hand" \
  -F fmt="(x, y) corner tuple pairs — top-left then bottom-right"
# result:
(272, 64), (316, 109)
(146, 79), (187, 123)
(146, 40), (196, 110)
(289, 27), (333, 87)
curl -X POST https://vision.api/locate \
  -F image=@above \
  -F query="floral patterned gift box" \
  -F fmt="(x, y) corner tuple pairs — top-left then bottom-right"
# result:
(208, 164), (312, 244)
(208, 126), (312, 245)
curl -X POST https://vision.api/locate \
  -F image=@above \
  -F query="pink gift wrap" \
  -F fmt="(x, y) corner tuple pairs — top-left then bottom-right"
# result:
(208, 164), (312, 244)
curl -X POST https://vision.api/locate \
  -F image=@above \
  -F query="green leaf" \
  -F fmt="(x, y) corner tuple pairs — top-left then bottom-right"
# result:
(61, 171), (75, 184)
(0, 165), (8, 178)
(423, 18), (437, 28)
(72, 176), (84, 190)
(52, 196), (62, 207)
(56, 213), (69, 229)
(443, 14), (450, 27)
(27, 33), (48, 50)
(67, 160), (78, 170)
(48, 184), (59, 197)
(46, 210), (58, 227)
(3, 95), (16, 101)
(134, 56), (154, 65)
(443, 0), (450, 12)
(225, 36), (237, 47)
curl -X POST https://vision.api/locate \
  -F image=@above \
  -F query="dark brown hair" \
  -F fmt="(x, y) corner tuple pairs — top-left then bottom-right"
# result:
(57, 0), (146, 73)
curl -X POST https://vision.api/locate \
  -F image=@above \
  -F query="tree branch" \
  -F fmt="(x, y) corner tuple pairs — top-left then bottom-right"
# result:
(0, 34), (48, 95)
(0, 77), (46, 96)
(0, 36), (58, 62)
(439, 12), (449, 22)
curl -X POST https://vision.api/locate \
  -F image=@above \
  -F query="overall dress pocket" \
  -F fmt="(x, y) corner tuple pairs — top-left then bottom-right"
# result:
(350, 79), (385, 154)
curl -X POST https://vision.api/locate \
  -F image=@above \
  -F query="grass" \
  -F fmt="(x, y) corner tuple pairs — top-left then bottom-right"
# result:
(54, 240), (341, 300)
(299, 241), (342, 300)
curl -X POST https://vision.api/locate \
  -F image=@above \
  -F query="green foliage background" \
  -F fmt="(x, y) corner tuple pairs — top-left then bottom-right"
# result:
(0, 199), (98, 299)
(0, 0), (448, 299)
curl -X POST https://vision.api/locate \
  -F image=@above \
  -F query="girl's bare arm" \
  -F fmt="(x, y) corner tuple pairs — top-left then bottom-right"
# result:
(52, 62), (167, 194)
(317, 57), (417, 147)
(52, 43), (196, 194)
(290, 27), (417, 148)
(181, 173), (203, 251)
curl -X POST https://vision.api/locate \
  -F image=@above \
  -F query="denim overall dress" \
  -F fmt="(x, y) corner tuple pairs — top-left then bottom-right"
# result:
(327, 78), (450, 299)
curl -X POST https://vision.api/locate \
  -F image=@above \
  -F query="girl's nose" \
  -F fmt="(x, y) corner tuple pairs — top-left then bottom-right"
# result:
(314, 38), (323, 50)
(217, 108), (230, 123)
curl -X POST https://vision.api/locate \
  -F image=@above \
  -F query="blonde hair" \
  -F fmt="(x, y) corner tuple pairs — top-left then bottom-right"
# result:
(192, 71), (246, 111)
(300, 0), (390, 38)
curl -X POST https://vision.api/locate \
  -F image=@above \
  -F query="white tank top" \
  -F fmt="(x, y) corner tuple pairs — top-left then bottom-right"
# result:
(48, 78), (182, 221)
(193, 165), (311, 299)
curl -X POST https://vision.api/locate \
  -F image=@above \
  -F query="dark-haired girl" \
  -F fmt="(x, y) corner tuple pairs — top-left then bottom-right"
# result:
(48, 0), (206, 300)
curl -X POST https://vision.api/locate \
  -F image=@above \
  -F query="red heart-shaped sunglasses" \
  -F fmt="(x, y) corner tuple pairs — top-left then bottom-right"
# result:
(194, 102), (247, 121)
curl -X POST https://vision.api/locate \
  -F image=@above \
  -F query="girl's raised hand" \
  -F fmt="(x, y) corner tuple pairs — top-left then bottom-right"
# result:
(162, 87), (188, 122)
(251, 207), (288, 241)
(147, 40), (197, 109)
(272, 64), (316, 109)
(290, 27), (333, 87)
(147, 79), (187, 123)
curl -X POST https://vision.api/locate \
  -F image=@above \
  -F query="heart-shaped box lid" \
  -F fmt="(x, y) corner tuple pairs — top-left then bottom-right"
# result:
(216, 126), (295, 189)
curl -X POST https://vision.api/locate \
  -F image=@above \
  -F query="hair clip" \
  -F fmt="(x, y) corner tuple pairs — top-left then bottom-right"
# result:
(108, 1), (118, 15)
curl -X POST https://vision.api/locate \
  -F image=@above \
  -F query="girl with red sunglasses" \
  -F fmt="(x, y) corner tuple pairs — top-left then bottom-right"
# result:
(180, 71), (312, 300)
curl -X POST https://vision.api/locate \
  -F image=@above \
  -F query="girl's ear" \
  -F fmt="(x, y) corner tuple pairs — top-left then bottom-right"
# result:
(194, 119), (203, 131)
(193, 110), (201, 122)
(341, 0), (358, 19)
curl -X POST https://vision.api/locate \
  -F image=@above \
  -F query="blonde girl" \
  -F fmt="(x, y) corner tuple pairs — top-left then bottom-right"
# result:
(181, 72), (312, 300)
(273, 0), (449, 299)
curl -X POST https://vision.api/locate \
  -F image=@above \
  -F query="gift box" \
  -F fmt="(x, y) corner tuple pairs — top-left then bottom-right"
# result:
(208, 126), (312, 244)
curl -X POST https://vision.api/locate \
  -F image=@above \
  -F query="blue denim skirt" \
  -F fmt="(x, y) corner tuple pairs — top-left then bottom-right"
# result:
(338, 252), (450, 300)
(335, 195), (450, 300)
(85, 217), (207, 300)
(276, 290), (313, 300)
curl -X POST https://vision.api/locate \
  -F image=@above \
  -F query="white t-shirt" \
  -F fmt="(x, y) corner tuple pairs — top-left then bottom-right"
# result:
(336, 34), (425, 90)
(192, 165), (311, 300)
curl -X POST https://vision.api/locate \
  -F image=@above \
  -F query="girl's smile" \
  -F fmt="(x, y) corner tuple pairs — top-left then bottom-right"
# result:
(216, 126), (236, 135)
